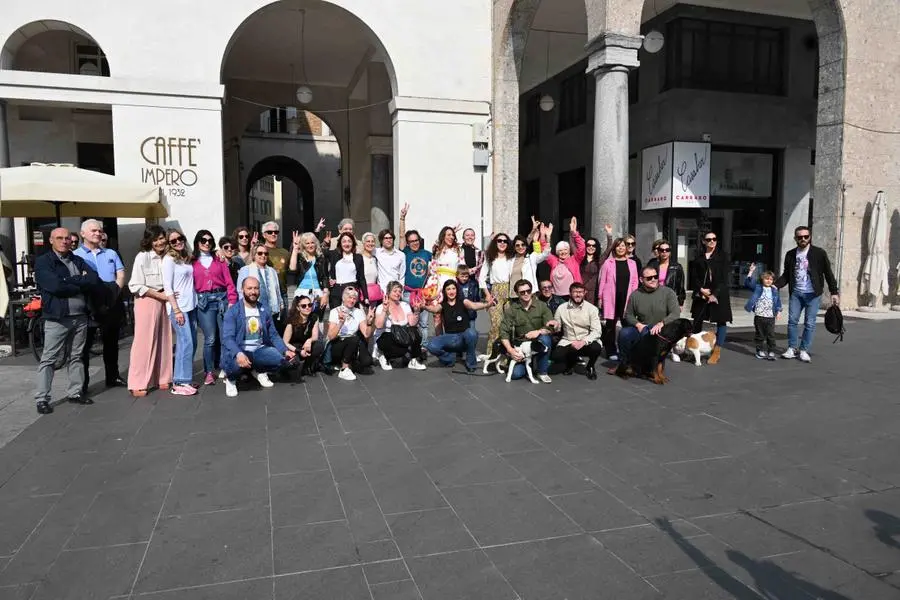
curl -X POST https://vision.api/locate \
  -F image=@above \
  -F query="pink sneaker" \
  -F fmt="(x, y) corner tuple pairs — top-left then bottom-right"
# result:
(170, 384), (198, 396)
(204, 372), (216, 385)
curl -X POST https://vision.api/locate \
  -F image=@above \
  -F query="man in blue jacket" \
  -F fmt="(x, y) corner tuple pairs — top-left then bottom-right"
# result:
(33, 228), (101, 414)
(221, 277), (296, 397)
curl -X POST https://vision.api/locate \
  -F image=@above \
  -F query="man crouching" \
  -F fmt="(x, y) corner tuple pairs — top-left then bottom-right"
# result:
(222, 277), (296, 397)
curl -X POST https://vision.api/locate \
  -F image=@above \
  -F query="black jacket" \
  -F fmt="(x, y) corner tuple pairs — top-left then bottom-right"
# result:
(690, 249), (733, 324)
(326, 251), (369, 303)
(292, 253), (330, 291)
(34, 251), (101, 320)
(647, 258), (686, 305)
(776, 245), (838, 297)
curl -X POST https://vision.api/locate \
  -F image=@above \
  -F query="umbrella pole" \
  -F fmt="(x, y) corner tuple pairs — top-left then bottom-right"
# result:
(54, 202), (61, 226)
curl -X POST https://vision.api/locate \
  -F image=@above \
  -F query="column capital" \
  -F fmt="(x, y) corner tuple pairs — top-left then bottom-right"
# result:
(586, 32), (642, 73)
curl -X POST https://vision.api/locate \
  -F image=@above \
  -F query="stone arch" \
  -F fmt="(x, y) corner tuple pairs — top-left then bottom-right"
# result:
(217, 0), (400, 97)
(0, 19), (113, 73)
(245, 155), (316, 232)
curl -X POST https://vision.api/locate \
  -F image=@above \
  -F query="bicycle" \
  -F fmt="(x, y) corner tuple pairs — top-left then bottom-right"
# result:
(25, 297), (102, 363)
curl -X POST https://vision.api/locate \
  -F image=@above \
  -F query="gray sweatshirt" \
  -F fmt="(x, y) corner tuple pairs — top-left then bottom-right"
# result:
(624, 285), (680, 327)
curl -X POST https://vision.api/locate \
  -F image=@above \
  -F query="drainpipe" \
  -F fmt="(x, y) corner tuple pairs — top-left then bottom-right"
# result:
(837, 180), (846, 293)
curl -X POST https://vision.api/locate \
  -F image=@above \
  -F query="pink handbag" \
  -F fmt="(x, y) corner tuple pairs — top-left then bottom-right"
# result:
(367, 283), (384, 303)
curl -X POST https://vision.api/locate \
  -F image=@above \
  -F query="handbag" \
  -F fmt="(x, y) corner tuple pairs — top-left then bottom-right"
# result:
(391, 324), (420, 348)
(367, 283), (384, 303)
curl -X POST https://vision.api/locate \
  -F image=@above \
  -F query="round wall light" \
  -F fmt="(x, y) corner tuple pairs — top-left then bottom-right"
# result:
(643, 30), (665, 54)
(296, 86), (313, 104)
(539, 94), (555, 112)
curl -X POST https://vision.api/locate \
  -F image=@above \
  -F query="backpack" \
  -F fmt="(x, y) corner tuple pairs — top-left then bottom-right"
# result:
(824, 304), (844, 343)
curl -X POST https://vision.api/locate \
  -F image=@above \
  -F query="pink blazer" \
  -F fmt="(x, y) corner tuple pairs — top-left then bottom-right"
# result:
(544, 230), (587, 283)
(598, 257), (638, 320)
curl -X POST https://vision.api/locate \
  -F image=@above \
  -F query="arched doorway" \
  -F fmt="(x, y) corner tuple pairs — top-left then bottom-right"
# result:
(244, 155), (315, 233)
(0, 20), (115, 263)
(220, 0), (397, 237)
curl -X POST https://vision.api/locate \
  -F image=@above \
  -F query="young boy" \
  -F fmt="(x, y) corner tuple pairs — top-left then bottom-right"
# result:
(745, 264), (782, 360)
(456, 265), (481, 335)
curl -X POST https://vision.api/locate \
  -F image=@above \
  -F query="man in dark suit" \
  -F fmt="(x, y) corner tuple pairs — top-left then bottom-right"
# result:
(33, 228), (101, 414)
(775, 226), (839, 363)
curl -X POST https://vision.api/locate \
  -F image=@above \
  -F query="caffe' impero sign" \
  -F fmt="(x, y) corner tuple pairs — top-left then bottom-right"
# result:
(139, 136), (201, 198)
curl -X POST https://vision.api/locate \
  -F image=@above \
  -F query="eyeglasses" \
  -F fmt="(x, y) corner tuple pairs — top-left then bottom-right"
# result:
(256, 251), (269, 256)
(517, 289), (532, 296)
(200, 237), (214, 244)
(643, 275), (659, 281)
(237, 234), (249, 239)
(264, 230), (279, 236)
(221, 245), (233, 251)
(169, 236), (185, 243)
(298, 302), (312, 309)
(407, 238), (421, 244)
(657, 247), (671, 253)
(796, 234), (810, 241)
(705, 237), (717, 242)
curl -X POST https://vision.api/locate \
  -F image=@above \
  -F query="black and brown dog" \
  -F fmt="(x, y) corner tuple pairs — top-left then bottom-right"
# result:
(609, 318), (693, 385)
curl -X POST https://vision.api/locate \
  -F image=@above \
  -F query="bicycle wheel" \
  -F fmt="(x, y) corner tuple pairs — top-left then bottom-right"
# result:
(29, 318), (44, 362)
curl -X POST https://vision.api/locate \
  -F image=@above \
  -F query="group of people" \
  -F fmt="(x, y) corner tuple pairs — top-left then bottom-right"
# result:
(33, 207), (839, 413)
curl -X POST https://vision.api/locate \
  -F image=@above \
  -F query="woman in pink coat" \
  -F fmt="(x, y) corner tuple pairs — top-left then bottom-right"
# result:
(598, 238), (639, 360)
(544, 217), (586, 300)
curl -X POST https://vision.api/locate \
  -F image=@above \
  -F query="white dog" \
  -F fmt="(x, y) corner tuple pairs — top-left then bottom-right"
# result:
(479, 339), (546, 383)
(672, 332), (717, 366)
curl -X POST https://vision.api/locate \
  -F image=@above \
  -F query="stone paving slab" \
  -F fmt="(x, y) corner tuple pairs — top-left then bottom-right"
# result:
(0, 320), (899, 598)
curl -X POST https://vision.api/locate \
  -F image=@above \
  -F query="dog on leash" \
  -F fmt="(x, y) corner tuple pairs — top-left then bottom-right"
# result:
(479, 339), (547, 383)
(671, 331), (717, 366)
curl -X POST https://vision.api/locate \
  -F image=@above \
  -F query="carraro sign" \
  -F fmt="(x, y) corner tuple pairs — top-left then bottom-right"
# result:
(640, 141), (711, 210)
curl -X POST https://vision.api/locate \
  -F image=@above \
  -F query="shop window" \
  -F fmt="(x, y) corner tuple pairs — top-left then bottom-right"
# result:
(665, 18), (785, 95)
(74, 44), (110, 77)
(557, 72), (587, 131)
(523, 94), (541, 145)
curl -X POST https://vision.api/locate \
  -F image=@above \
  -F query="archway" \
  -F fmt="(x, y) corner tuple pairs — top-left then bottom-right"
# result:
(219, 0), (397, 235)
(1, 20), (111, 74)
(245, 155), (315, 234)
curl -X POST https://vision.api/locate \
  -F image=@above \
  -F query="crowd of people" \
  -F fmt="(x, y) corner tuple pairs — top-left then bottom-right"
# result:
(32, 206), (840, 413)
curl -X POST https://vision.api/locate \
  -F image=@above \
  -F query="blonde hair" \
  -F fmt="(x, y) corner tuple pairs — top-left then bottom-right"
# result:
(299, 232), (320, 259)
(165, 228), (190, 263)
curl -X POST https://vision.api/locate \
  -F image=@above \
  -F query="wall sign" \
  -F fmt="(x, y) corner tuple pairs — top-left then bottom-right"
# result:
(641, 141), (711, 209)
(640, 143), (672, 211)
(709, 151), (773, 198)
(672, 142), (710, 208)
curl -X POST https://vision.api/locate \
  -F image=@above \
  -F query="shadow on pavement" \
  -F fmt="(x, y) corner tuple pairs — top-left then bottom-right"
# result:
(655, 517), (854, 600)
(865, 509), (900, 552)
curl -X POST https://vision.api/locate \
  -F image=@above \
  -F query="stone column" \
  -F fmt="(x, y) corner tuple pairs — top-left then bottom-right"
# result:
(367, 135), (392, 234)
(0, 100), (16, 283)
(586, 33), (641, 238)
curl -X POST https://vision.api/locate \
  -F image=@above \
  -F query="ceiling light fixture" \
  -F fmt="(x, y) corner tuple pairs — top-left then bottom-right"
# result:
(642, 0), (665, 54)
(295, 9), (312, 104)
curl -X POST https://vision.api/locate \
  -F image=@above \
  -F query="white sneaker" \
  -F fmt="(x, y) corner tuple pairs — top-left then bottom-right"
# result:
(372, 345), (382, 361)
(378, 355), (392, 371)
(538, 374), (552, 384)
(224, 379), (239, 397)
(608, 354), (618, 362)
(408, 358), (427, 371)
(218, 369), (226, 380)
(781, 348), (797, 360)
(252, 371), (274, 388)
(338, 368), (357, 381)
(798, 350), (811, 363)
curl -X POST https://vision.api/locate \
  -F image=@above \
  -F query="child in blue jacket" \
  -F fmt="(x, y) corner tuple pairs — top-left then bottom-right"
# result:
(745, 264), (782, 360)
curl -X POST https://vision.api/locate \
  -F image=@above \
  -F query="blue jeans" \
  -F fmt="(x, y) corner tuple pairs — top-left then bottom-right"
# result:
(169, 309), (198, 385)
(403, 290), (429, 343)
(508, 334), (552, 379)
(617, 326), (649, 365)
(788, 291), (821, 351)
(427, 329), (478, 369)
(196, 291), (227, 373)
(224, 346), (285, 380)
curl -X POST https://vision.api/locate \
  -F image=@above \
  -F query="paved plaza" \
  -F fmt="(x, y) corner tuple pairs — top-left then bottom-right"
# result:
(0, 319), (899, 599)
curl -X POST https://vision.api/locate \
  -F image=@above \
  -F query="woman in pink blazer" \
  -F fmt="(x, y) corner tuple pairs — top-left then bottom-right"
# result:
(598, 238), (639, 360)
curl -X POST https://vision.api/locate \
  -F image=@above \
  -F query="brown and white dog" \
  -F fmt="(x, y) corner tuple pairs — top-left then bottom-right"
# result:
(671, 332), (718, 366)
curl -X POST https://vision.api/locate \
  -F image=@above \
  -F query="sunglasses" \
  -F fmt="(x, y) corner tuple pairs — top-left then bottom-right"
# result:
(237, 234), (249, 239)
(298, 302), (312, 308)
(169, 236), (185, 243)
(644, 275), (659, 281)
(657, 247), (671, 253)
(796, 235), (810, 240)
(586, 243), (597, 248)
(705, 237), (717, 242)
(221, 245), (234, 251)
(625, 242), (635, 247)
(517, 289), (532, 296)
(264, 230), (279, 235)
(199, 237), (214, 244)
(256, 251), (269, 256)
(496, 239), (509, 244)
